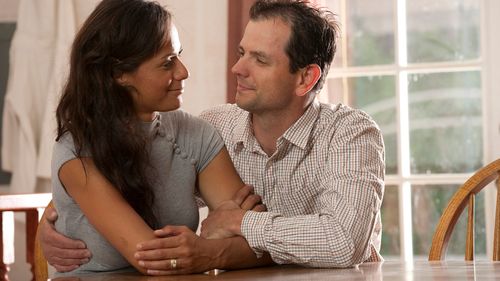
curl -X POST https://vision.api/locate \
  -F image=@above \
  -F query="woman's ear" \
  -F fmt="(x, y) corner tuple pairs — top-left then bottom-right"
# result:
(295, 64), (321, 97)
(115, 73), (129, 87)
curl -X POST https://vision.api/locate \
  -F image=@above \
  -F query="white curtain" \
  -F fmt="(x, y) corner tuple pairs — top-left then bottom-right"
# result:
(1, 0), (97, 193)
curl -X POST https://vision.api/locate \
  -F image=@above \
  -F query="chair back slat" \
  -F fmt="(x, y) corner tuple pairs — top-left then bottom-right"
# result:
(465, 194), (475, 261)
(429, 159), (500, 261)
(493, 177), (500, 261)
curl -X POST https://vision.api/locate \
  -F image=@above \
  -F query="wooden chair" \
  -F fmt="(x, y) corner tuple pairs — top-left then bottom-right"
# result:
(34, 202), (51, 281)
(429, 158), (500, 261)
(0, 193), (52, 281)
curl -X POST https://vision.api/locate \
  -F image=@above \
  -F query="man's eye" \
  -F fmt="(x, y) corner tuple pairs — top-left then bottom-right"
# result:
(256, 58), (266, 64)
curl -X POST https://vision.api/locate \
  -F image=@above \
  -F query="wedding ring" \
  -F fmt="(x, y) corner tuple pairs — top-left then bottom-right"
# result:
(170, 258), (177, 269)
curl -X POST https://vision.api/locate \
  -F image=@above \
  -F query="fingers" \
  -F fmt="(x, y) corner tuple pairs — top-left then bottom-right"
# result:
(232, 185), (253, 206)
(40, 215), (91, 268)
(49, 247), (91, 260)
(139, 258), (178, 270)
(43, 224), (87, 250)
(45, 207), (59, 224)
(51, 264), (80, 273)
(138, 225), (190, 250)
(240, 194), (263, 210)
(252, 203), (267, 212)
(141, 259), (196, 276)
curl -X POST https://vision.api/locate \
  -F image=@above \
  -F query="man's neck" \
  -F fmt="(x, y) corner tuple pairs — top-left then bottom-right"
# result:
(251, 104), (309, 156)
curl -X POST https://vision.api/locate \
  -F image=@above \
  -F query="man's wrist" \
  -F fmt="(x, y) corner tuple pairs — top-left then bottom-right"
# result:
(229, 209), (246, 236)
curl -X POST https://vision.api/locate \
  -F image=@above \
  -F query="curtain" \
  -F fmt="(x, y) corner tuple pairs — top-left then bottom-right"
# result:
(1, 0), (97, 193)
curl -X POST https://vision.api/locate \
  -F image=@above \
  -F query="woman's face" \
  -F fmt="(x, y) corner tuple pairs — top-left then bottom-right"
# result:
(119, 23), (189, 121)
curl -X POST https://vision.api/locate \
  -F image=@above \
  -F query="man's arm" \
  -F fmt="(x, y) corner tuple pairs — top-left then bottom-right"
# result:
(39, 206), (91, 272)
(201, 115), (385, 268)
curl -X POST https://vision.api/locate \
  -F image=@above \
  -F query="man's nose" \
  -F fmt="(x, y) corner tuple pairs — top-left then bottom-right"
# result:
(231, 57), (247, 77)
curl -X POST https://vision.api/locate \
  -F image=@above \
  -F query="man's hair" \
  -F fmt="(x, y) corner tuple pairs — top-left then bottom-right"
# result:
(250, 0), (340, 93)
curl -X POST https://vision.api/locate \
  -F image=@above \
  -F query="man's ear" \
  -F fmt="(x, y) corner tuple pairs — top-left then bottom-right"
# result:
(296, 64), (321, 97)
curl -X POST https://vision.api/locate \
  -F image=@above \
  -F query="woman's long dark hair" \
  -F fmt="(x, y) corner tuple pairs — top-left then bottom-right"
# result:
(56, 0), (171, 227)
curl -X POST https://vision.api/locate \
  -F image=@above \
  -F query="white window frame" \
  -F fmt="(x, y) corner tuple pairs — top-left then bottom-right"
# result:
(323, 0), (499, 260)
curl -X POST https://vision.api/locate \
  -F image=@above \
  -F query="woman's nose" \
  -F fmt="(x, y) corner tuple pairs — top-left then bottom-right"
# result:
(174, 59), (190, 80)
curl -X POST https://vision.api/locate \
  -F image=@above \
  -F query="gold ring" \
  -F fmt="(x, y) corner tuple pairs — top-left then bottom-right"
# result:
(170, 258), (177, 269)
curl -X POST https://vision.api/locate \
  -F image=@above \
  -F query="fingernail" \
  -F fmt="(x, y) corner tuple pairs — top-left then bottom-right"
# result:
(136, 244), (143, 250)
(139, 261), (145, 266)
(81, 258), (89, 263)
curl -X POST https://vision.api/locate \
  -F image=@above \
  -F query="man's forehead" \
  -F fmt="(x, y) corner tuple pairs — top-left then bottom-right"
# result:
(241, 19), (291, 50)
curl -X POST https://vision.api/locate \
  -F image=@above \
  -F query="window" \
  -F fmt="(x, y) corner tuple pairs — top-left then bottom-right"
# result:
(322, 0), (497, 260)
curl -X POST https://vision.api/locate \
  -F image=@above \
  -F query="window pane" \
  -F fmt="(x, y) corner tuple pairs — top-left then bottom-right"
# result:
(412, 184), (486, 258)
(327, 0), (394, 67)
(408, 71), (482, 174)
(380, 185), (400, 258)
(327, 76), (398, 175)
(407, 0), (480, 63)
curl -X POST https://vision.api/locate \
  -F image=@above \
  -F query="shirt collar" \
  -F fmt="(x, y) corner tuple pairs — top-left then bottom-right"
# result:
(231, 109), (254, 150)
(280, 100), (320, 150)
(231, 100), (321, 151)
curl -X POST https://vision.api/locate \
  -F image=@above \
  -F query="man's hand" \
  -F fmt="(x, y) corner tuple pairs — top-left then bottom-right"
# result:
(233, 185), (266, 211)
(40, 207), (92, 272)
(200, 201), (246, 239)
(134, 225), (216, 275)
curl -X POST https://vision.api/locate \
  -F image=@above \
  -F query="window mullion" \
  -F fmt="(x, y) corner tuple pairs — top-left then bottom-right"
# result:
(396, 0), (413, 262)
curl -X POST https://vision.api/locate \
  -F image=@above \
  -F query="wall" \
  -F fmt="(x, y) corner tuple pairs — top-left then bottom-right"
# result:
(165, 0), (228, 115)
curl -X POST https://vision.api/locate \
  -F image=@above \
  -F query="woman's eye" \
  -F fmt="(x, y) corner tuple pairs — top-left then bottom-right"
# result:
(163, 59), (175, 69)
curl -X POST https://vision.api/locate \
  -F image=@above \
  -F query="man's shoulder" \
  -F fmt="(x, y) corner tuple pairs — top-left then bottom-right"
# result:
(199, 104), (246, 126)
(318, 102), (379, 130)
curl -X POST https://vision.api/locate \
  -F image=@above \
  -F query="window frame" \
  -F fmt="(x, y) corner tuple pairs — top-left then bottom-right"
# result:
(322, 0), (499, 260)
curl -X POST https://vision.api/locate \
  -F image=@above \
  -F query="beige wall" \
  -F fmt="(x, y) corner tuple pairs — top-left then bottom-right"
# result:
(165, 0), (228, 115)
(0, 0), (19, 22)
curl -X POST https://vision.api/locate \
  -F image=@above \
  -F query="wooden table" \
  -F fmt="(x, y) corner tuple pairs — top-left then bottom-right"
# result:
(50, 260), (500, 281)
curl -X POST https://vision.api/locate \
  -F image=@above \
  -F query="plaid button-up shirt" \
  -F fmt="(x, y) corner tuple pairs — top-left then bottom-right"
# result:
(200, 101), (384, 267)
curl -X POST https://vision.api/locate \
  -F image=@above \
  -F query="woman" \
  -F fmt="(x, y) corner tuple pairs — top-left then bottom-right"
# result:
(53, 0), (246, 276)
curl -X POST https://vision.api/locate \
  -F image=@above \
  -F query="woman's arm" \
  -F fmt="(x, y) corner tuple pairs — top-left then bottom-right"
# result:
(134, 148), (274, 274)
(59, 157), (155, 274)
(196, 147), (245, 210)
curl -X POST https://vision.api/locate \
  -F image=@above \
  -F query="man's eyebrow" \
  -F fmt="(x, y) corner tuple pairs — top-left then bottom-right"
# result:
(249, 50), (270, 60)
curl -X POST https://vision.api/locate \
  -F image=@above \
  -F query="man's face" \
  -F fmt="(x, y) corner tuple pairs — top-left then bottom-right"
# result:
(231, 18), (301, 115)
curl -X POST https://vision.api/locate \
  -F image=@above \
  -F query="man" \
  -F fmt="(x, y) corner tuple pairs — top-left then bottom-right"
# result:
(40, 0), (384, 274)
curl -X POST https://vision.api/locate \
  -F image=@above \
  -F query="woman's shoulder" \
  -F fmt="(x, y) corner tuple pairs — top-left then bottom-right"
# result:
(158, 110), (216, 132)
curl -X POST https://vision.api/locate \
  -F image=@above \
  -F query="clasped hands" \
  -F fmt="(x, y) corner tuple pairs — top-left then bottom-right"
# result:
(133, 184), (266, 275)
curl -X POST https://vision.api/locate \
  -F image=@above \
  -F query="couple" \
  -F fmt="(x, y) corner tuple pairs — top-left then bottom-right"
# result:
(41, 0), (385, 277)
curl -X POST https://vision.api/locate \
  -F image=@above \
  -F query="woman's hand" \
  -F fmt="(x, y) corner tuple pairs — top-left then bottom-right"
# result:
(134, 225), (216, 275)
